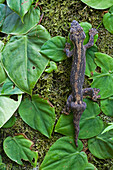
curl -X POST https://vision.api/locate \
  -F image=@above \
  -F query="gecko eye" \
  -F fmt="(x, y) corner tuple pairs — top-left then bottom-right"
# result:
(70, 27), (76, 34)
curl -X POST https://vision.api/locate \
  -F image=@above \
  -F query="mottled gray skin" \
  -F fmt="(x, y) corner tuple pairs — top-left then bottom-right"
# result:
(64, 20), (100, 147)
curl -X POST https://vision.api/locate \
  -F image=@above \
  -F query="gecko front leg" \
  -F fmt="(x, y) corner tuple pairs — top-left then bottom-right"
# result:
(84, 28), (98, 49)
(64, 43), (74, 58)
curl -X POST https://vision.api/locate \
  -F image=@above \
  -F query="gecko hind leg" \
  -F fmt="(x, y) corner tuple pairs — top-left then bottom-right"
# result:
(83, 88), (101, 101)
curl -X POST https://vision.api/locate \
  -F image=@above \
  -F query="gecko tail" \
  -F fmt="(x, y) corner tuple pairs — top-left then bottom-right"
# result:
(74, 118), (80, 147)
(75, 133), (79, 147)
(73, 108), (86, 147)
(72, 102), (86, 147)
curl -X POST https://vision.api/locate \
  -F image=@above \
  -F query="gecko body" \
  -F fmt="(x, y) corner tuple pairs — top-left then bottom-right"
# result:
(65, 20), (100, 147)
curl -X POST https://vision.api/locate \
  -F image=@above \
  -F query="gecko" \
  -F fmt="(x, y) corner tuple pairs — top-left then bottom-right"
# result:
(64, 20), (100, 147)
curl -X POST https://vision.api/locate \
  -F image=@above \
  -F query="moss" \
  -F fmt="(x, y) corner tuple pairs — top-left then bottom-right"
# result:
(35, 59), (71, 117)
(1, 0), (113, 169)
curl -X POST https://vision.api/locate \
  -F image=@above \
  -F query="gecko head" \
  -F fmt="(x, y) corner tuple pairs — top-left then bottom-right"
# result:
(70, 20), (86, 42)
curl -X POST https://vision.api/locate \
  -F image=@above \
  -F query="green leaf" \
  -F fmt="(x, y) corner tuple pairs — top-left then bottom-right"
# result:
(85, 46), (98, 77)
(0, 41), (7, 84)
(2, 115), (16, 128)
(45, 61), (57, 73)
(55, 113), (74, 136)
(0, 40), (4, 51)
(88, 129), (113, 159)
(0, 0), (5, 3)
(80, 22), (92, 45)
(103, 6), (113, 34)
(84, 163), (97, 170)
(41, 36), (67, 62)
(109, 5), (113, 14)
(7, 0), (34, 22)
(0, 62), (7, 84)
(100, 97), (113, 117)
(91, 52), (113, 99)
(2, 25), (50, 95)
(0, 95), (22, 127)
(101, 123), (113, 134)
(40, 136), (96, 170)
(80, 22), (98, 45)
(0, 4), (6, 27)
(19, 94), (55, 138)
(3, 134), (38, 167)
(81, 0), (113, 9)
(79, 99), (103, 139)
(55, 99), (104, 139)
(80, 22), (92, 33)
(0, 5), (40, 35)
(0, 78), (24, 95)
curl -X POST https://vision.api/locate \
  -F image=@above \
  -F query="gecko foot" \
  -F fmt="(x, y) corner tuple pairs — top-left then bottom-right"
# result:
(64, 43), (71, 52)
(92, 88), (101, 101)
(61, 109), (70, 115)
(89, 28), (98, 36)
(83, 88), (100, 101)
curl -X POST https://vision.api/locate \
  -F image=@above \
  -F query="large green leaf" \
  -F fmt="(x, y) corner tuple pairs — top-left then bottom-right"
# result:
(40, 136), (97, 170)
(2, 25), (51, 95)
(91, 52), (113, 99)
(55, 99), (104, 139)
(100, 97), (113, 117)
(41, 36), (67, 61)
(88, 129), (113, 159)
(55, 113), (74, 136)
(0, 95), (22, 127)
(81, 0), (113, 9)
(0, 78), (24, 95)
(3, 134), (38, 167)
(7, 0), (34, 21)
(19, 94), (55, 138)
(0, 4), (40, 35)
(85, 46), (98, 77)
(79, 99), (103, 139)
(103, 6), (113, 34)
(2, 115), (17, 128)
